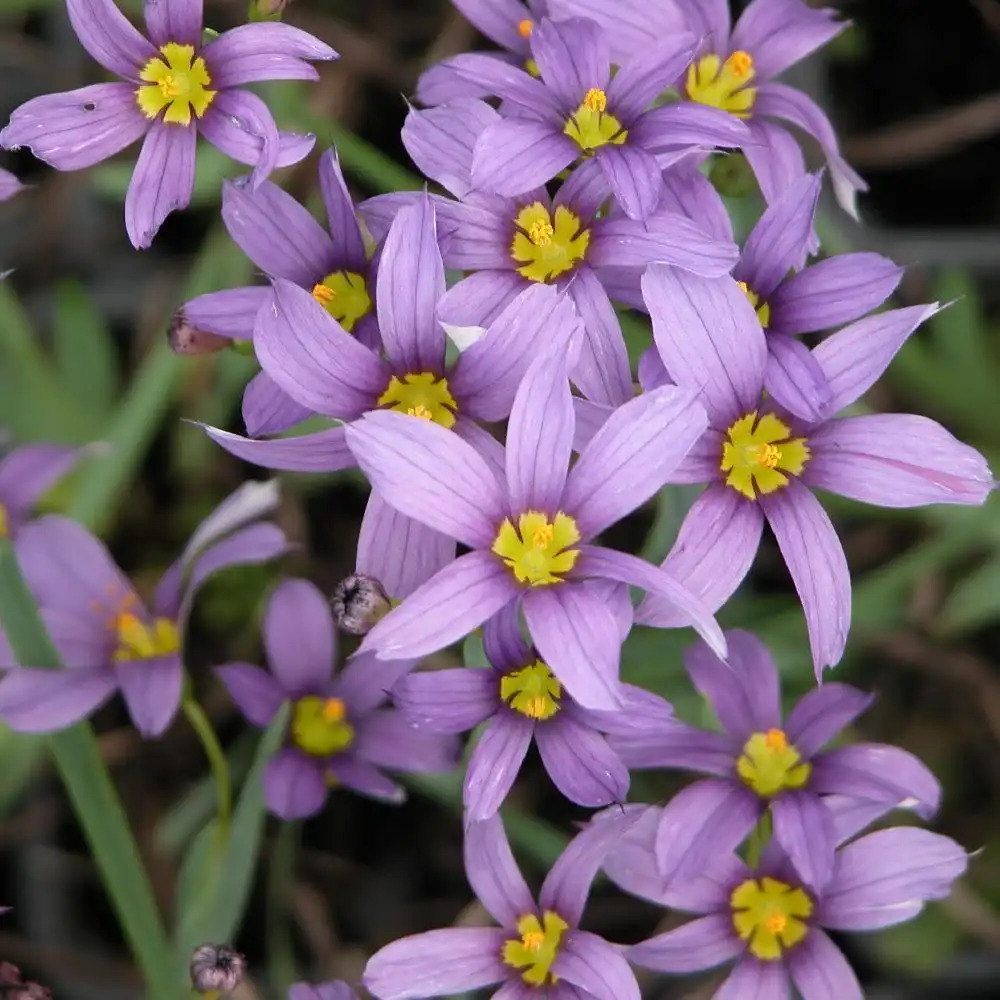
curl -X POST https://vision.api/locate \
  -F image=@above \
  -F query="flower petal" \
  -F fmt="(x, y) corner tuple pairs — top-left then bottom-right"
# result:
(786, 928), (862, 1000)
(472, 120), (577, 197)
(264, 748), (327, 819)
(327, 754), (405, 803)
(610, 720), (735, 776)
(715, 957), (791, 1000)
(631, 102), (750, 154)
(438, 269), (526, 328)
(71, 0), (158, 77)
(531, 16), (609, 108)
(202, 425), (353, 473)
(216, 662), (285, 727)
(605, 32), (696, 122)
(483, 601), (530, 671)
(548, 0), (688, 63)
(179, 286), (271, 340)
(125, 121), (196, 249)
(242, 373), (314, 437)
(464, 712), (533, 820)
(731, 0), (845, 79)
(264, 579), (335, 695)
(317, 149), (366, 270)
(0, 444), (80, 521)
(628, 914), (743, 973)
(115, 653), (183, 738)
(771, 789), (836, 890)
(0, 667), (116, 732)
(536, 715), (629, 807)
(201, 22), (337, 88)
(783, 683), (874, 758)
(394, 668), (497, 733)
(743, 117), (808, 209)
(764, 332), (833, 423)
(552, 931), (639, 1000)
(464, 814), (536, 927)
(354, 709), (459, 773)
(332, 650), (419, 717)
(596, 144), (664, 221)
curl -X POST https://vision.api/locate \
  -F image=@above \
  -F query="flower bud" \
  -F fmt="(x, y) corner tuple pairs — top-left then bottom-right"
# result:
(189, 944), (246, 995)
(168, 312), (231, 356)
(249, 0), (289, 22)
(330, 574), (391, 635)
(0, 963), (51, 1000)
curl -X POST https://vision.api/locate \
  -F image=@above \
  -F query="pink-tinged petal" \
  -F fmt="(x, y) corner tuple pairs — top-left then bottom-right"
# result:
(566, 385), (708, 540)
(202, 22), (336, 89)
(771, 790), (836, 890)
(203, 425), (353, 473)
(523, 585), (624, 711)
(354, 709), (459, 773)
(716, 958), (790, 1000)
(769, 253), (903, 335)
(812, 303), (940, 413)
(326, 754), (405, 803)
(360, 552), (518, 660)
(786, 928), (861, 1000)
(464, 712), (534, 820)
(221, 177), (334, 284)
(0, 84), (147, 171)
(438, 270), (526, 329)
(628, 914), (742, 973)
(70, 0), (157, 78)
(531, 16), (609, 107)
(377, 197), (446, 373)
(264, 748), (327, 819)
(242, 372), (314, 437)
(759, 481), (850, 677)
(606, 33), (697, 123)
(638, 485), (763, 627)
(819, 828), (968, 932)
(484, 601), (530, 671)
(805, 414), (994, 508)
(642, 265), (767, 427)
(764, 332), (833, 423)
(357, 491), (455, 601)
(115, 653), (182, 738)
(144, 0), (201, 45)
(363, 928), (507, 1000)
(265, 579), (335, 695)
(346, 411), (505, 549)
(731, 0), (845, 78)
(552, 932), (638, 1000)
(0, 444), (80, 519)
(596, 144), (663, 221)
(255, 279), (387, 419)
(180, 286), (271, 340)
(464, 814), (536, 927)
(394, 668), (497, 733)
(784, 684), (874, 758)
(810, 744), (941, 820)
(216, 662), (285, 727)
(472, 120), (577, 197)
(655, 778), (759, 888)
(536, 715), (629, 807)
(611, 719), (735, 775)
(125, 121), (195, 249)
(318, 150), (366, 271)
(0, 667), (115, 732)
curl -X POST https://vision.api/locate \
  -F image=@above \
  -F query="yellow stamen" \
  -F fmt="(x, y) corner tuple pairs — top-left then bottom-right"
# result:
(136, 42), (216, 126)
(736, 728), (811, 798)
(377, 372), (458, 428)
(492, 511), (580, 586)
(502, 911), (568, 986)
(321, 697), (346, 723)
(510, 202), (590, 283)
(291, 695), (355, 757)
(500, 660), (562, 720)
(582, 87), (607, 113)
(731, 877), (812, 961)
(685, 50), (757, 118)
(113, 612), (181, 663)
(737, 280), (772, 328)
(527, 219), (554, 246)
(720, 411), (810, 500)
(518, 18), (534, 38)
(311, 270), (372, 332)
(564, 90), (627, 152)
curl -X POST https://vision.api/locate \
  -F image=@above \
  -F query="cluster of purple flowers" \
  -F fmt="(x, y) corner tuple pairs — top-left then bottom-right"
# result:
(0, 1), (994, 998)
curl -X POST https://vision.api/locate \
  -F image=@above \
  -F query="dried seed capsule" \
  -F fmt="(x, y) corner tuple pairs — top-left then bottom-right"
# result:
(189, 944), (246, 995)
(330, 574), (391, 635)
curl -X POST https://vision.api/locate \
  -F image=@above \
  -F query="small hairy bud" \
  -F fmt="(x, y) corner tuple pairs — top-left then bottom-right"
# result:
(331, 573), (391, 635)
(189, 944), (246, 995)
(249, 0), (289, 22)
(168, 312), (230, 356)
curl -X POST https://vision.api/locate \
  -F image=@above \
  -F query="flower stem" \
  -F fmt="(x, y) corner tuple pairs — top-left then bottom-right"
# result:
(182, 696), (232, 843)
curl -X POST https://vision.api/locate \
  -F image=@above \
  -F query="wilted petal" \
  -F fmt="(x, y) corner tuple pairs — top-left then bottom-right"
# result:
(125, 121), (196, 249)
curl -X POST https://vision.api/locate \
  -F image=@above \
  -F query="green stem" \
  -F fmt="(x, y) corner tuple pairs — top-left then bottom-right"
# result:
(745, 810), (773, 869)
(267, 821), (300, 994)
(181, 696), (233, 844)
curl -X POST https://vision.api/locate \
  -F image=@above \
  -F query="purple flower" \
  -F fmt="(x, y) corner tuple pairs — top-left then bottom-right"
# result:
(607, 804), (968, 1000)
(363, 100), (738, 406)
(363, 810), (640, 1000)
(0, 482), (289, 737)
(0, 442), (81, 539)
(289, 983), (357, 1000)
(203, 198), (583, 602)
(178, 150), (375, 436)
(217, 578), (458, 819)
(611, 630), (940, 891)
(633, 265), (993, 674)
(394, 600), (674, 818)
(0, 0), (336, 247)
(344, 340), (724, 711)
(458, 17), (748, 220)
(0, 167), (23, 202)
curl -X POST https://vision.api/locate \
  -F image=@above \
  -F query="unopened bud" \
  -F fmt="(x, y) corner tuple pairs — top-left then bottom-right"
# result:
(331, 573), (391, 635)
(249, 0), (289, 23)
(169, 312), (231, 356)
(190, 944), (246, 995)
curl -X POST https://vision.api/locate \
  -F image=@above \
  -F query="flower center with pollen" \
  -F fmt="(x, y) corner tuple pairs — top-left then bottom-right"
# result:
(377, 373), (458, 428)
(564, 88), (628, 152)
(686, 50), (757, 118)
(511, 203), (590, 283)
(311, 271), (372, 332)
(501, 660), (562, 720)
(721, 411), (810, 500)
(737, 281), (771, 328)
(731, 877), (812, 960)
(291, 696), (355, 757)
(502, 911), (568, 986)
(113, 613), (181, 663)
(736, 728), (811, 797)
(136, 43), (216, 125)
(518, 18), (534, 38)
(492, 511), (580, 586)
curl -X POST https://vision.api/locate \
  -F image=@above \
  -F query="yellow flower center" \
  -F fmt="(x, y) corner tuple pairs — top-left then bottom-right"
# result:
(511, 203), (590, 283)
(502, 911), (568, 986)
(113, 612), (181, 662)
(0, 501), (8, 539)
(564, 88), (628, 152)
(311, 271), (372, 332)
(136, 43), (216, 126)
(500, 660), (562, 720)
(720, 411), (810, 500)
(492, 511), (580, 587)
(290, 696), (355, 757)
(518, 18), (534, 38)
(686, 50), (757, 118)
(737, 281), (771, 328)
(377, 372), (458, 428)
(731, 877), (812, 961)
(736, 728), (812, 797)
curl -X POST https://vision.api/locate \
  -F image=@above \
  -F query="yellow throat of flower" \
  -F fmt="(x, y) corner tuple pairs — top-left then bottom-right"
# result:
(113, 612), (181, 663)
(500, 660), (562, 720)
(564, 88), (628, 152)
(502, 911), (568, 986)
(492, 511), (580, 586)
(510, 202), (590, 283)
(736, 728), (811, 797)
(737, 281), (771, 328)
(731, 876), (812, 961)
(136, 43), (216, 126)
(311, 270), (372, 332)
(291, 695), (355, 757)
(721, 411), (810, 500)
(686, 50), (757, 118)
(377, 372), (458, 428)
